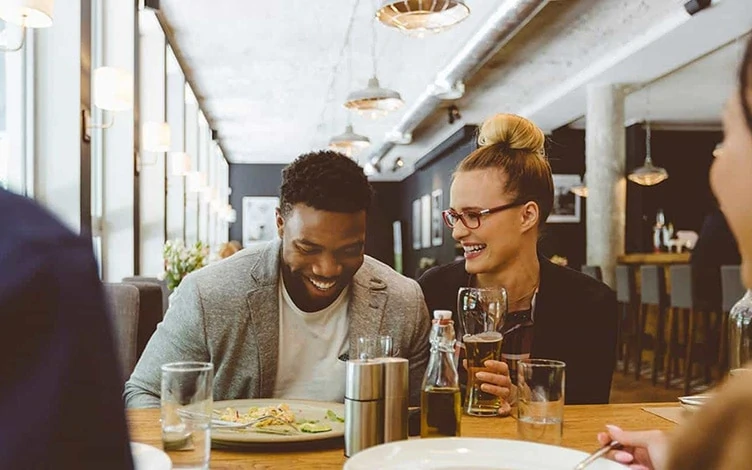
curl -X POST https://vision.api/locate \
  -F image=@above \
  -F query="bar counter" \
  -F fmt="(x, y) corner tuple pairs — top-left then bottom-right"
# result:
(617, 253), (691, 265)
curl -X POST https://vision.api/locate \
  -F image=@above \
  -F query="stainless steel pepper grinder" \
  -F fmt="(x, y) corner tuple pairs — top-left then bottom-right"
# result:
(380, 357), (409, 443)
(344, 359), (384, 457)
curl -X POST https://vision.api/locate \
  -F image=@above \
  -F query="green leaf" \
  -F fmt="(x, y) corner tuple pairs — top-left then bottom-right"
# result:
(299, 422), (332, 433)
(326, 410), (344, 423)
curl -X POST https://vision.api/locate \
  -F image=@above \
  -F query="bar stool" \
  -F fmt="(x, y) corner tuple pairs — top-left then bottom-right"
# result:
(581, 265), (603, 282)
(635, 265), (668, 385)
(720, 265), (744, 374)
(667, 265), (719, 395)
(615, 265), (638, 375)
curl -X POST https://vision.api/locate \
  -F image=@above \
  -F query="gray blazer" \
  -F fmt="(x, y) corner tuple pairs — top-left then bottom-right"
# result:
(125, 240), (431, 408)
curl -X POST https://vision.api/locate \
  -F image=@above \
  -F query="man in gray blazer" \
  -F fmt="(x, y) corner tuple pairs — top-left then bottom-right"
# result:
(125, 151), (432, 408)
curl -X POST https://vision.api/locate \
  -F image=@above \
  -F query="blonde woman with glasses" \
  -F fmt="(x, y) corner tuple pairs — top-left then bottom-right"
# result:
(419, 113), (617, 410)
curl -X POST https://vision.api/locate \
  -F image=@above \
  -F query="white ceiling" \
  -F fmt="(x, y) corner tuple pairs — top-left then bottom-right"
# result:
(159, 0), (752, 180)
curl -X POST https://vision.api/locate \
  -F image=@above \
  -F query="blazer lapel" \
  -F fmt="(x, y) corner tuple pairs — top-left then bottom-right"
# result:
(246, 240), (282, 397)
(348, 265), (388, 357)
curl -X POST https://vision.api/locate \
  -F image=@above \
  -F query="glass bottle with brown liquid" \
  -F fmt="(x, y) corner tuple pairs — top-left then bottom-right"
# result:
(421, 310), (462, 438)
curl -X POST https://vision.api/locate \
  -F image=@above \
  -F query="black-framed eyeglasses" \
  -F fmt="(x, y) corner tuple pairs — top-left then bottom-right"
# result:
(442, 201), (526, 229)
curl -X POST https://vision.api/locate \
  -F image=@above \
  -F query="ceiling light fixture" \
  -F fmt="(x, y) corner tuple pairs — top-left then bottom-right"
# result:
(328, 124), (371, 157)
(0, 0), (54, 52)
(345, 10), (403, 118)
(628, 86), (668, 186)
(627, 123), (668, 186)
(570, 176), (588, 198)
(376, 0), (470, 37)
(391, 157), (404, 172)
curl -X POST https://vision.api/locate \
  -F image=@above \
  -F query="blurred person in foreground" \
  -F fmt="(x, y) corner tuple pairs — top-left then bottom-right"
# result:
(596, 33), (752, 470)
(419, 113), (617, 410)
(0, 188), (132, 468)
(125, 151), (431, 407)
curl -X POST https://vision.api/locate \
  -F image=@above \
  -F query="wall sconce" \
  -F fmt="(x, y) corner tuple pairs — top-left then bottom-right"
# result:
(170, 152), (192, 176)
(0, 0), (54, 52)
(186, 171), (207, 193)
(83, 66), (133, 142)
(143, 121), (171, 152)
(138, 121), (171, 168)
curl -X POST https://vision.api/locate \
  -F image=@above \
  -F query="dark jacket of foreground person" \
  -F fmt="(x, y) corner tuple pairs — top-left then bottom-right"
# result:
(0, 189), (133, 469)
(419, 255), (617, 405)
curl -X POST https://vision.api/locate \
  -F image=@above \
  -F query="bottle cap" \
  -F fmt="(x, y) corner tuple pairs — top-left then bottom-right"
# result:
(433, 310), (452, 320)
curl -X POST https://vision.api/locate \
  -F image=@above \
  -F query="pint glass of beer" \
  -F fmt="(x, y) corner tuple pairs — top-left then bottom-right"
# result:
(457, 287), (507, 416)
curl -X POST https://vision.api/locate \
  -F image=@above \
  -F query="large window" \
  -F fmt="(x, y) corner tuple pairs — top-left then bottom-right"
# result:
(0, 19), (31, 194)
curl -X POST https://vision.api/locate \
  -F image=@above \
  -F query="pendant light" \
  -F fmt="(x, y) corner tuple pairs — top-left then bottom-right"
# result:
(628, 86), (668, 186)
(344, 12), (403, 118)
(570, 175), (588, 198)
(628, 122), (668, 186)
(328, 124), (371, 157)
(329, 5), (371, 158)
(376, 0), (470, 37)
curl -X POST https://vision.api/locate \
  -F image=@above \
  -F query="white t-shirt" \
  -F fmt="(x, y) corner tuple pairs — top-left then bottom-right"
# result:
(272, 276), (350, 402)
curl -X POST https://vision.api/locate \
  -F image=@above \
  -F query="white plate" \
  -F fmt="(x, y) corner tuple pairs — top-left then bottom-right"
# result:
(344, 438), (628, 470)
(211, 398), (345, 445)
(131, 442), (171, 470)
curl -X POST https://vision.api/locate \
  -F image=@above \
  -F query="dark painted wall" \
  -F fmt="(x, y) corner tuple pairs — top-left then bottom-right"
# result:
(625, 126), (722, 253)
(228, 164), (285, 243)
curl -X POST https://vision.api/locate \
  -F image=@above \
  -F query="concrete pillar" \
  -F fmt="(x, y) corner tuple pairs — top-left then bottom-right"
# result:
(586, 84), (626, 288)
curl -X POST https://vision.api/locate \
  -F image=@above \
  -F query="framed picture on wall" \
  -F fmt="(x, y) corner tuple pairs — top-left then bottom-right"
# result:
(242, 196), (279, 247)
(412, 199), (421, 250)
(548, 174), (582, 223)
(421, 194), (431, 249)
(431, 189), (443, 246)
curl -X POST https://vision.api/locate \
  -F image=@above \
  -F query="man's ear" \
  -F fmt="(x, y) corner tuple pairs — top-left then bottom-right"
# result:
(275, 207), (285, 238)
(520, 201), (540, 233)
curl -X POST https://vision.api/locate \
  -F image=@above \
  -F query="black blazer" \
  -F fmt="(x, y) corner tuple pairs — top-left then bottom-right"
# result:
(0, 189), (133, 469)
(418, 256), (617, 405)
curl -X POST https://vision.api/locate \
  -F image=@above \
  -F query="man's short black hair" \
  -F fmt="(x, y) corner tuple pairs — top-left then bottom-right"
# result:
(279, 150), (373, 216)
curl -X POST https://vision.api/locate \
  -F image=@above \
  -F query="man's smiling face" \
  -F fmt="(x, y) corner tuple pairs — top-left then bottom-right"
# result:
(277, 203), (366, 312)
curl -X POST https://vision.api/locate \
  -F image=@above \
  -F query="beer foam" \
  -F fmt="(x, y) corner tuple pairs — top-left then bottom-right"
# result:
(464, 331), (503, 342)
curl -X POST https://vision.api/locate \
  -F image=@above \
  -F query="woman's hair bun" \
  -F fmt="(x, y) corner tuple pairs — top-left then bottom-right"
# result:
(477, 113), (546, 155)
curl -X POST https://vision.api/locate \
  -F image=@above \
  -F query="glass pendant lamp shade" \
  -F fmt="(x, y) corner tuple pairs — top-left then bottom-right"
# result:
(345, 77), (404, 118)
(0, 0), (54, 28)
(628, 161), (669, 186)
(570, 179), (588, 198)
(328, 125), (371, 157)
(376, 0), (470, 36)
(628, 123), (669, 186)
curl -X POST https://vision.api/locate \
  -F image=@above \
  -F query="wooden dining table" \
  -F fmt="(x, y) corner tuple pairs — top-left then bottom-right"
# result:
(128, 403), (680, 469)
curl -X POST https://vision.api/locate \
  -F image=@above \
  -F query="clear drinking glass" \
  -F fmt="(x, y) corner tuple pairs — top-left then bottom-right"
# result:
(517, 359), (566, 445)
(161, 362), (213, 470)
(457, 287), (507, 416)
(354, 335), (394, 359)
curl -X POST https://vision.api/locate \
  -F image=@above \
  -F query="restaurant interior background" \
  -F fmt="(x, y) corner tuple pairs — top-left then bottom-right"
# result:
(1, 0), (751, 402)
